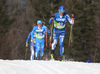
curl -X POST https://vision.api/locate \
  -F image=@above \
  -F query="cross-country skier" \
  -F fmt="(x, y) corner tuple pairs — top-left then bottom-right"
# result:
(26, 29), (36, 60)
(49, 5), (74, 61)
(31, 20), (50, 60)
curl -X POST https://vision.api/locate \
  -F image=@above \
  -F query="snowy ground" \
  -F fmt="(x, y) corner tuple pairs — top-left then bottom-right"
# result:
(0, 59), (100, 74)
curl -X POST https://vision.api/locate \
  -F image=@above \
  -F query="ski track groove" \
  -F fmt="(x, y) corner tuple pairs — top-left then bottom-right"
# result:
(36, 61), (61, 74)
(0, 60), (100, 74)
(30, 61), (50, 74)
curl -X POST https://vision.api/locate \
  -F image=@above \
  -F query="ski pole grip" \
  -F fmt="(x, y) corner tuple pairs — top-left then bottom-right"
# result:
(51, 13), (55, 18)
(72, 14), (75, 19)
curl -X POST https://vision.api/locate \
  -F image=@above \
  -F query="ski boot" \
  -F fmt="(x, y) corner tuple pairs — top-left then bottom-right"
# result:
(35, 57), (38, 60)
(51, 54), (54, 61)
(60, 55), (64, 62)
(39, 57), (43, 60)
(51, 50), (54, 61)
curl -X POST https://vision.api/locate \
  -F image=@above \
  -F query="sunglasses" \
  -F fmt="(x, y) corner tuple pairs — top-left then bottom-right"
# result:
(37, 23), (42, 25)
(59, 10), (65, 12)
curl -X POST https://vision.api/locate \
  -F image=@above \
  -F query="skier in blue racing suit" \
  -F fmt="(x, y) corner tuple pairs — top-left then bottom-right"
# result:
(49, 5), (74, 61)
(31, 20), (50, 60)
(26, 30), (36, 60)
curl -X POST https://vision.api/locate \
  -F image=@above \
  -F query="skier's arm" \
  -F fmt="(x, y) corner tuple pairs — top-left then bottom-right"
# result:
(46, 27), (50, 33)
(31, 27), (35, 43)
(26, 32), (31, 47)
(49, 14), (55, 24)
(32, 33), (36, 44)
(49, 18), (53, 24)
(66, 14), (74, 25)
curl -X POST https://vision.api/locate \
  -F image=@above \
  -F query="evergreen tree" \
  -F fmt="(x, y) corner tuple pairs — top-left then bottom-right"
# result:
(0, 0), (99, 62)
(0, 0), (13, 59)
(65, 0), (97, 62)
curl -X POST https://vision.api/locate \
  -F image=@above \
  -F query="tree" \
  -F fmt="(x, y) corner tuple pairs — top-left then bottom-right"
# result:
(0, 0), (13, 59)
(65, 0), (98, 62)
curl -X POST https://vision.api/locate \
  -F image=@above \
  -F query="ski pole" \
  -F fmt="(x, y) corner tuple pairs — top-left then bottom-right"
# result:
(68, 25), (73, 48)
(45, 28), (48, 47)
(49, 20), (53, 60)
(42, 16), (47, 47)
(68, 14), (74, 49)
(49, 16), (54, 49)
(25, 47), (28, 60)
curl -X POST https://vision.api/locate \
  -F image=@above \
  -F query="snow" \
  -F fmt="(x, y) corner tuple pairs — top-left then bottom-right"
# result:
(0, 59), (100, 74)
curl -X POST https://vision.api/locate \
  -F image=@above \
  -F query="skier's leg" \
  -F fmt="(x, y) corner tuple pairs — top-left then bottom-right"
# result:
(35, 42), (40, 60)
(51, 32), (58, 60)
(59, 34), (65, 55)
(30, 46), (34, 60)
(30, 42), (34, 60)
(52, 38), (58, 50)
(59, 33), (65, 61)
(34, 44), (36, 59)
(52, 32), (58, 50)
(40, 39), (44, 60)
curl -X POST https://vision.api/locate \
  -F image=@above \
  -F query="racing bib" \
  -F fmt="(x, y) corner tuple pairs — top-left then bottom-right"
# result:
(54, 20), (65, 29)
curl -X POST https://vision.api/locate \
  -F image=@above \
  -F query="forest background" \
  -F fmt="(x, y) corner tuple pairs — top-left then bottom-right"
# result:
(0, 0), (100, 62)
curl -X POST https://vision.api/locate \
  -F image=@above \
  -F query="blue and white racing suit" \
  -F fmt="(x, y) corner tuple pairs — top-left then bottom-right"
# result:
(26, 31), (36, 60)
(31, 25), (50, 59)
(49, 12), (74, 56)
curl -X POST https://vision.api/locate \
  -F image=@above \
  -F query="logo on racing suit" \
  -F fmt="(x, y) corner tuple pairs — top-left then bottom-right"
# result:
(36, 29), (43, 32)
(56, 18), (66, 21)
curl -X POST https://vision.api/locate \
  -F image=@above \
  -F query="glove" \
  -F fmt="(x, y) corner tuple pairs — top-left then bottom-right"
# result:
(32, 40), (35, 44)
(42, 22), (45, 25)
(26, 43), (28, 47)
(51, 13), (55, 18)
(72, 14), (75, 19)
